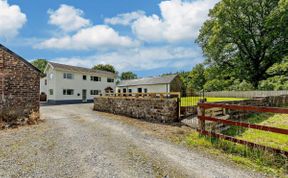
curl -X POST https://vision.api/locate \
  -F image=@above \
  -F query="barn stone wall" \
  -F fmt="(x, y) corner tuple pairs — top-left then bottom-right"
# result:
(0, 48), (40, 118)
(94, 97), (179, 123)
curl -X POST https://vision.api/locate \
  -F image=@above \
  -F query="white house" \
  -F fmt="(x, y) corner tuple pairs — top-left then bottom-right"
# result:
(116, 75), (182, 93)
(41, 62), (116, 104)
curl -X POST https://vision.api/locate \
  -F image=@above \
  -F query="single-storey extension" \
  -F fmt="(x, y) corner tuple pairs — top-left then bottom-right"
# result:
(41, 62), (116, 104)
(116, 74), (182, 93)
(0, 44), (41, 116)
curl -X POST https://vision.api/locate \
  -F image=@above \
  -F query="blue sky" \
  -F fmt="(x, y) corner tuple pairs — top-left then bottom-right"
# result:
(0, 0), (218, 77)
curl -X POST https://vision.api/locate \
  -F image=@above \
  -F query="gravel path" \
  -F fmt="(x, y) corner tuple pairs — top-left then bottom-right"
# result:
(0, 104), (263, 178)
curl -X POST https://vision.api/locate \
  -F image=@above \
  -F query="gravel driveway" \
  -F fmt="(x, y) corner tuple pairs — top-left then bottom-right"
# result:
(0, 104), (263, 178)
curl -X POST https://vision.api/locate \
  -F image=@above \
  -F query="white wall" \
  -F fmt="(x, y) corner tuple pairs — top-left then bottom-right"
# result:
(43, 66), (116, 102)
(116, 84), (170, 93)
(40, 78), (48, 94)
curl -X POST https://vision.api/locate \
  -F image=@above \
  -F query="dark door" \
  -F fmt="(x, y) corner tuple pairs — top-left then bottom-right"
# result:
(82, 89), (87, 102)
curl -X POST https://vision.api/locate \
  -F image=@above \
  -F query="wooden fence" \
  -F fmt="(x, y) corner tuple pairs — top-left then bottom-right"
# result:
(205, 90), (288, 98)
(197, 102), (288, 156)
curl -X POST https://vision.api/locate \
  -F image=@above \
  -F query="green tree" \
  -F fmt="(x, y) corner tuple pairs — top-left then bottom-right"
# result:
(31, 59), (47, 73)
(258, 57), (288, 90)
(92, 64), (117, 74)
(188, 64), (206, 91)
(197, 0), (288, 88)
(120, 71), (137, 80)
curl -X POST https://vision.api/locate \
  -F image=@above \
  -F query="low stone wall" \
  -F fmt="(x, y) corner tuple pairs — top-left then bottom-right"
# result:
(94, 97), (179, 123)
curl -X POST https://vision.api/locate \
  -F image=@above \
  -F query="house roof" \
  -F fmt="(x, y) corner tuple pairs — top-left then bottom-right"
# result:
(0, 44), (41, 73)
(47, 62), (116, 77)
(118, 74), (178, 87)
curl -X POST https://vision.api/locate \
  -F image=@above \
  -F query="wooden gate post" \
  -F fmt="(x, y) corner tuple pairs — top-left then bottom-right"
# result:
(198, 99), (205, 132)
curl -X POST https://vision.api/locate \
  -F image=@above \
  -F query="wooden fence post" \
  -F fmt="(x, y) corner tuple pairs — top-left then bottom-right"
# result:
(198, 99), (206, 132)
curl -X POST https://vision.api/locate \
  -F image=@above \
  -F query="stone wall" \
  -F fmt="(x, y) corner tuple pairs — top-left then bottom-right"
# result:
(0, 47), (40, 118)
(94, 97), (179, 123)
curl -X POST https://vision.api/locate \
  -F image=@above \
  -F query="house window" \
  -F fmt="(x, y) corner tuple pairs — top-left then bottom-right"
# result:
(128, 89), (132, 93)
(63, 89), (74, 95)
(45, 79), (47, 85)
(49, 89), (53, 95)
(83, 75), (87, 80)
(107, 78), (114, 83)
(63, 73), (73, 79)
(137, 88), (142, 93)
(90, 90), (101, 95)
(90, 76), (101, 82)
(117, 89), (121, 93)
(123, 88), (127, 93)
(144, 88), (148, 93)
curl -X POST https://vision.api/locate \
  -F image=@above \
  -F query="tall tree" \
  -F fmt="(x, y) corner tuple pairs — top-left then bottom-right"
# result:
(120, 72), (137, 80)
(197, 0), (288, 88)
(188, 64), (206, 91)
(92, 64), (117, 74)
(31, 59), (47, 73)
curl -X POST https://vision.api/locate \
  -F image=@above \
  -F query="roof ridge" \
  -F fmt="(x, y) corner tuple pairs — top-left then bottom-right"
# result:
(48, 61), (116, 75)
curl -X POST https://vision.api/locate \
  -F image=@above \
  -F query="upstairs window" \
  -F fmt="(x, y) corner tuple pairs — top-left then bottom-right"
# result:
(144, 88), (148, 93)
(128, 89), (132, 93)
(107, 78), (114, 83)
(83, 75), (87, 80)
(45, 79), (47, 85)
(63, 89), (74, 95)
(63, 73), (73, 79)
(90, 76), (101, 82)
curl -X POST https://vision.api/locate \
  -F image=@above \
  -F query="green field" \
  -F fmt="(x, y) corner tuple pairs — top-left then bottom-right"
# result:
(180, 97), (247, 106)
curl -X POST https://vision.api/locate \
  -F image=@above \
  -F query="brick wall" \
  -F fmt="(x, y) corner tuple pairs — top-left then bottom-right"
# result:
(94, 97), (179, 123)
(0, 48), (40, 117)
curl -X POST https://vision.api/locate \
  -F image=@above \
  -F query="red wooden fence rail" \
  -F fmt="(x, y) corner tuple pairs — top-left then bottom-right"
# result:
(197, 102), (288, 156)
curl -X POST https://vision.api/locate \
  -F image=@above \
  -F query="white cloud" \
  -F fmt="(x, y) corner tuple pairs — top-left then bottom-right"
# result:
(104, 10), (145, 26)
(50, 46), (202, 72)
(0, 0), (27, 39)
(37, 25), (137, 50)
(48, 4), (90, 32)
(132, 0), (219, 42)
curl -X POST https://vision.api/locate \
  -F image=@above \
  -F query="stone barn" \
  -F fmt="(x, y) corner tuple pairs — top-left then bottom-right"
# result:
(0, 44), (41, 120)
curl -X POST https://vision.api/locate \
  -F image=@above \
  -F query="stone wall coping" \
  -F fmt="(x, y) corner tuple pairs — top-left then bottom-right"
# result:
(95, 96), (178, 101)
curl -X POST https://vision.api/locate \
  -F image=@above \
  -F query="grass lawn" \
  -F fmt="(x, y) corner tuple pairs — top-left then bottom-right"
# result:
(223, 113), (288, 151)
(185, 112), (288, 176)
(180, 97), (247, 106)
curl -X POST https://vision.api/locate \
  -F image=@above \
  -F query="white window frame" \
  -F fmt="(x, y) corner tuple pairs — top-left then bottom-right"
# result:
(63, 89), (74, 95)
(63, 73), (73, 79)
(90, 90), (101, 95)
(107, 78), (114, 83)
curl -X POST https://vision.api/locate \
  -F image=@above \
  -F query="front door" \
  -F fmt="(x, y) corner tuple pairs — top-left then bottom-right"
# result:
(82, 89), (87, 102)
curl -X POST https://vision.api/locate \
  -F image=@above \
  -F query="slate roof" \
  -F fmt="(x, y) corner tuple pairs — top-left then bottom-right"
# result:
(0, 44), (41, 73)
(48, 62), (116, 76)
(118, 74), (178, 87)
